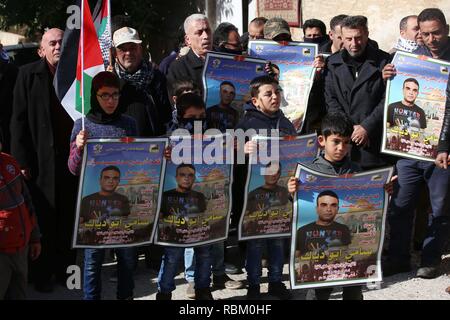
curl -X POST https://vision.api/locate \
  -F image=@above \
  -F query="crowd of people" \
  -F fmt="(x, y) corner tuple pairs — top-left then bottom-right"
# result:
(1, 6), (450, 300)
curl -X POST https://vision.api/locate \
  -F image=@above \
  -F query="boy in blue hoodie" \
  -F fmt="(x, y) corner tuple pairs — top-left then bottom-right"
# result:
(237, 75), (295, 300)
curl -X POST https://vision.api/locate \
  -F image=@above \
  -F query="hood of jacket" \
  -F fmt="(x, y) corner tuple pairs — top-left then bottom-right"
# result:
(306, 153), (361, 175)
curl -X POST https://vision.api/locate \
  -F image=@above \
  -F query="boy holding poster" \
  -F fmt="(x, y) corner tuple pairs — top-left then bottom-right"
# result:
(288, 112), (364, 300)
(239, 75), (296, 300)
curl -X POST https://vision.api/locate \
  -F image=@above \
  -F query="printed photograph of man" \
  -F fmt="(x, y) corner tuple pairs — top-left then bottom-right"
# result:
(387, 78), (427, 132)
(206, 81), (239, 132)
(159, 164), (207, 241)
(244, 162), (290, 235)
(80, 166), (131, 224)
(295, 190), (351, 260)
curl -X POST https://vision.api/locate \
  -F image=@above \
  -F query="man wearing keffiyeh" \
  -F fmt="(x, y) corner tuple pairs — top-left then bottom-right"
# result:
(112, 27), (172, 136)
(390, 15), (424, 54)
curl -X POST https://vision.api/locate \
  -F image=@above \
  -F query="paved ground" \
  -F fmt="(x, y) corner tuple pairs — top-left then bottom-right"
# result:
(26, 252), (450, 300)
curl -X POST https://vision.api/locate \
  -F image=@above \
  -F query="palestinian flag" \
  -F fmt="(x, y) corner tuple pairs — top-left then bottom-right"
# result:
(54, 0), (104, 121)
(93, 0), (112, 67)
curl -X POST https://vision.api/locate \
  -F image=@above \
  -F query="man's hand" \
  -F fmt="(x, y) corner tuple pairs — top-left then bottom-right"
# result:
(287, 176), (300, 194)
(21, 168), (31, 180)
(313, 55), (325, 70)
(435, 152), (450, 169)
(29, 242), (41, 261)
(384, 175), (398, 195)
(164, 145), (172, 161)
(244, 141), (257, 154)
(351, 125), (369, 147)
(382, 64), (397, 81)
(76, 130), (88, 150)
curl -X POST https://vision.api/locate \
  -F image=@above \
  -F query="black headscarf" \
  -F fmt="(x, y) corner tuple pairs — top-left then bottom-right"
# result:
(86, 71), (123, 124)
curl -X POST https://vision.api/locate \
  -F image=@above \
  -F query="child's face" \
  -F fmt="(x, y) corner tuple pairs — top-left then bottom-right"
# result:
(318, 134), (351, 163)
(251, 84), (281, 115)
(182, 106), (206, 119)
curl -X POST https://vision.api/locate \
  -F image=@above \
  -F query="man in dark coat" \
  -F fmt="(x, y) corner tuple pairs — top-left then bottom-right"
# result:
(324, 16), (390, 169)
(10, 28), (78, 292)
(112, 27), (172, 135)
(167, 13), (212, 95)
(384, 8), (450, 279)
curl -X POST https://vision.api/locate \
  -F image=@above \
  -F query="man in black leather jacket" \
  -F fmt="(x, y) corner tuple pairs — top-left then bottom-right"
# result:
(382, 8), (450, 279)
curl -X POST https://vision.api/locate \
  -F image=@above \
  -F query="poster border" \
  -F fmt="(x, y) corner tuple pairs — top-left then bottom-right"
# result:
(153, 133), (234, 248)
(247, 40), (318, 133)
(381, 50), (450, 162)
(238, 133), (318, 241)
(72, 137), (169, 249)
(289, 164), (393, 289)
(202, 51), (267, 108)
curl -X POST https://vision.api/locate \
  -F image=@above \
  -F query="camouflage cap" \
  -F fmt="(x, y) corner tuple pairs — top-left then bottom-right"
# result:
(264, 17), (291, 40)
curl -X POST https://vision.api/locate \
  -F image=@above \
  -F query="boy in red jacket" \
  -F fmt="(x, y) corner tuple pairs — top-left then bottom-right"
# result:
(0, 145), (41, 299)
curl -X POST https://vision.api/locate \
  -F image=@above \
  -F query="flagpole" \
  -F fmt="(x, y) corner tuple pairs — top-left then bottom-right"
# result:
(107, 0), (112, 43)
(107, 0), (113, 70)
(81, 0), (85, 130)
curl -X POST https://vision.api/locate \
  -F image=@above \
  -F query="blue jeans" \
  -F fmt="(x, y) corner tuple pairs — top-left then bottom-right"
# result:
(184, 248), (195, 282)
(211, 241), (225, 276)
(246, 238), (284, 286)
(388, 160), (450, 266)
(158, 245), (212, 293)
(83, 247), (136, 300)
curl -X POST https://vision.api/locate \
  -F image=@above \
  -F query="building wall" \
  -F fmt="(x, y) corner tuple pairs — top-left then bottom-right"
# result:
(249, 0), (450, 52)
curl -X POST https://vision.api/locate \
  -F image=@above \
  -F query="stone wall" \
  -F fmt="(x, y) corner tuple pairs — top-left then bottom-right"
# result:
(250, 0), (450, 52)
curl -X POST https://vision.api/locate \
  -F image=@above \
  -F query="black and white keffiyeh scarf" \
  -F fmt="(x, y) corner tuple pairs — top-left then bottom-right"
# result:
(393, 37), (419, 53)
(115, 60), (154, 93)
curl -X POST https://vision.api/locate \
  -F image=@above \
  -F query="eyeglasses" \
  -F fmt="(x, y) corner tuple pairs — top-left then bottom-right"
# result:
(97, 93), (121, 101)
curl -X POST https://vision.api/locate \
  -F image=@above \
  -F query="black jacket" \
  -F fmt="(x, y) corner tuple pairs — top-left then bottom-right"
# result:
(235, 102), (297, 136)
(10, 59), (77, 212)
(166, 49), (204, 94)
(119, 80), (165, 136)
(305, 153), (361, 175)
(324, 46), (390, 168)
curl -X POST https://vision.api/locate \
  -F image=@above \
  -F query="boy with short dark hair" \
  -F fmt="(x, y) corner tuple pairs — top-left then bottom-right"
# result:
(238, 75), (295, 300)
(288, 111), (365, 300)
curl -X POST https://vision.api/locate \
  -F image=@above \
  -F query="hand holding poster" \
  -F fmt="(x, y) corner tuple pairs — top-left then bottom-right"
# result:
(290, 165), (393, 289)
(73, 138), (168, 248)
(155, 134), (233, 247)
(382, 51), (450, 161)
(203, 52), (267, 131)
(248, 40), (317, 132)
(239, 134), (318, 240)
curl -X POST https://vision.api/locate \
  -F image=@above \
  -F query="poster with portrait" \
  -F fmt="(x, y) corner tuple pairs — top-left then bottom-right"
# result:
(73, 138), (168, 248)
(154, 134), (233, 247)
(290, 165), (393, 289)
(248, 40), (317, 132)
(382, 51), (450, 161)
(239, 134), (318, 240)
(203, 52), (267, 130)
